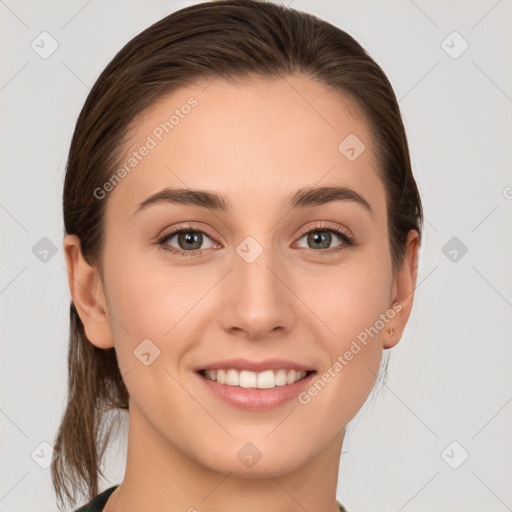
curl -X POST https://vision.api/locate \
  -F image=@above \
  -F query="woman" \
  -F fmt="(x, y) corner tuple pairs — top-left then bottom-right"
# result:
(51, 1), (423, 511)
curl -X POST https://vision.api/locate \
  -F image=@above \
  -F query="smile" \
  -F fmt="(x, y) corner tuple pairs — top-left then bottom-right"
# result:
(199, 368), (311, 389)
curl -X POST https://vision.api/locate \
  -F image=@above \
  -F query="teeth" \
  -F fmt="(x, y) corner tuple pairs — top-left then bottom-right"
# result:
(275, 369), (287, 386)
(286, 369), (297, 385)
(255, 370), (274, 389)
(225, 369), (239, 386)
(203, 369), (308, 389)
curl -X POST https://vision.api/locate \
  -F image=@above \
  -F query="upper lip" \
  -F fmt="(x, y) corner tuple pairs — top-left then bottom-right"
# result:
(196, 358), (315, 373)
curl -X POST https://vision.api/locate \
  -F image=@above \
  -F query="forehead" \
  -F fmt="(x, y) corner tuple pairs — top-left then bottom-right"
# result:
(107, 74), (386, 219)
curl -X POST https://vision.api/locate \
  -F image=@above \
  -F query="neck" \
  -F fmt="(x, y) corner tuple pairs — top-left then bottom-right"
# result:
(106, 403), (344, 512)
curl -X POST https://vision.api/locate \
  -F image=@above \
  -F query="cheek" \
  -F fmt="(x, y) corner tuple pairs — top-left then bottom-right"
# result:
(304, 258), (392, 343)
(103, 248), (219, 376)
(107, 267), (168, 331)
(296, 257), (391, 415)
(101, 244), (181, 361)
(104, 240), (192, 322)
(297, 277), (387, 427)
(102, 255), (197, 411)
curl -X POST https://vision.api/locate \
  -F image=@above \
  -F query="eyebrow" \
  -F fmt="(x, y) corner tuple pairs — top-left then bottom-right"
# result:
(134, 185), (373, 217)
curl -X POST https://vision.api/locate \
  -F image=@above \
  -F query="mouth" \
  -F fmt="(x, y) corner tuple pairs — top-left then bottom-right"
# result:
(195, 361), (317, 410)
(197, 368), (315, 389)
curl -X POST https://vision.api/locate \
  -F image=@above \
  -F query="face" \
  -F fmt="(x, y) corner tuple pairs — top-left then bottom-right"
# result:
(66, 74), (418, 478)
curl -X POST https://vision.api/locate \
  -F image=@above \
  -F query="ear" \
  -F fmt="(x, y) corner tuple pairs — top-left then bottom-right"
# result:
(384, 229), (420, 349)
(63, 234), (114, 349)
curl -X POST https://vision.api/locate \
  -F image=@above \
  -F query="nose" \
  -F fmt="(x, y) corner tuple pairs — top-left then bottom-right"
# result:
(220, 244), (296, 341)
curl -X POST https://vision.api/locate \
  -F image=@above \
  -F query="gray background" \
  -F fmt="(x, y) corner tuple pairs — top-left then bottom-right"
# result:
(1, 0), (511, 511)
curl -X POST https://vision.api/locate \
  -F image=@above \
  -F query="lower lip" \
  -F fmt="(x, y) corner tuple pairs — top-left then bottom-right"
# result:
(196, 371), (316, 411)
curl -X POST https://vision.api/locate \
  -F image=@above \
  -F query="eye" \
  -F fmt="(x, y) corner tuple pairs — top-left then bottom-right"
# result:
(294, 222), (355, 255)
(158, 224), (217, 257)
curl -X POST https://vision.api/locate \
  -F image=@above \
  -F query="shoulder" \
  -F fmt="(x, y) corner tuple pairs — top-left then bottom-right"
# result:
(73, 485), (119, 512)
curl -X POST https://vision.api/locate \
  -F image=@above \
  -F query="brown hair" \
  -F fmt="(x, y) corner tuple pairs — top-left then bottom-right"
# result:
(52, 0), (423, 508)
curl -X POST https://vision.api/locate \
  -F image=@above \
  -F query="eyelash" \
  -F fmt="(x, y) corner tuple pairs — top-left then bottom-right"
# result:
(156, 222), (356, 258)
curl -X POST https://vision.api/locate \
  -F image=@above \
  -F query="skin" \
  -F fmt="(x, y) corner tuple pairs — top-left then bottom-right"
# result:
(64, 74), (419, 512)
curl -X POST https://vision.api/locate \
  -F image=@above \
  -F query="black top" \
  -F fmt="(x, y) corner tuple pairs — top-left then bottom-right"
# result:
(74, 484), (350, 511)
(74, 485), (118, 511)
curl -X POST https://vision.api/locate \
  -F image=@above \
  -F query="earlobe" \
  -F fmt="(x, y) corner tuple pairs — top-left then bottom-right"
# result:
(63, 234), (114, 349)
(384, 230), (420, 349)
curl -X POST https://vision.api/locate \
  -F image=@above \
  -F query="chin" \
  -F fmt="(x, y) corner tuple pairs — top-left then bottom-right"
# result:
(191, 439), (312, 478)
